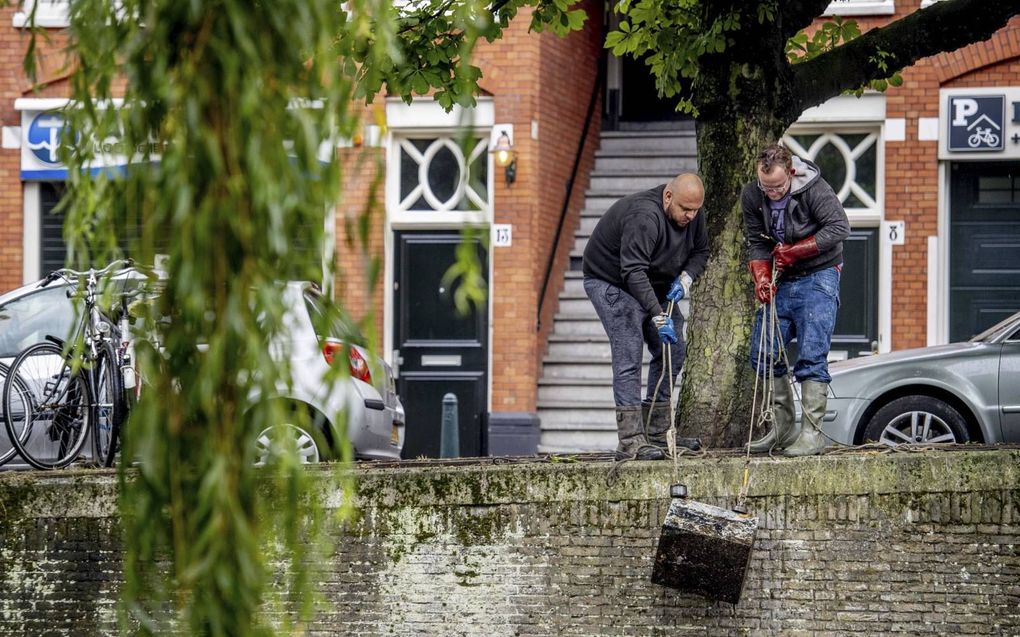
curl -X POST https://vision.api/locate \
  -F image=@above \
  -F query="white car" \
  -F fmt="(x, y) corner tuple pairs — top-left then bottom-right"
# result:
(0, 276), (404, 466)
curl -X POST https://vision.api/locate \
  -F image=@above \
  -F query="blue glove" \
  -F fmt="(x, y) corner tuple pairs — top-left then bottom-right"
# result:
(652, 313), (678, 344)
(666, 271), (693, 302)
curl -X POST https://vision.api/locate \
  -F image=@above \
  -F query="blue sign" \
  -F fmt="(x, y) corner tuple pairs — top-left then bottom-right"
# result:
(948, 95), (1004, 152)
(25, 111), (69, 165)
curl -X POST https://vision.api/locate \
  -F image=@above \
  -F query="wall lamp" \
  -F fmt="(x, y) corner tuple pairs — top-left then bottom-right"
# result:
(491, 130), (517, 186)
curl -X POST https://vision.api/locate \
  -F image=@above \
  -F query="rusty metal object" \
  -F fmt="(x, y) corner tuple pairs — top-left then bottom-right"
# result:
(651, 485), (758, 604)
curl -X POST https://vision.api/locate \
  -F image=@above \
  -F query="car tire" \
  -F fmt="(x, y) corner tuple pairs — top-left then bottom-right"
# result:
(862, 395), (969, 446)
(254, 423), (322, 465)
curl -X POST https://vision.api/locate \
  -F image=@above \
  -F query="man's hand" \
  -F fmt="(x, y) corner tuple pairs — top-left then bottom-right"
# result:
(772, 236), (819, 270)
(666, 271), (693, 302)
(652, 313), (678, 344)
(748, 260), (775, 304)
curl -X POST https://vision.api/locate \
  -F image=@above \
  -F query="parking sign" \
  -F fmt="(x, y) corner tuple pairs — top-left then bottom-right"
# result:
(948, 95), (1004, 152)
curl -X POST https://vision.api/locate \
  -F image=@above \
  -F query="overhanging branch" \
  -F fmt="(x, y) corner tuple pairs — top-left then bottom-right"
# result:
(780, 0), (836, 40)
(790, 0), (1020, 112)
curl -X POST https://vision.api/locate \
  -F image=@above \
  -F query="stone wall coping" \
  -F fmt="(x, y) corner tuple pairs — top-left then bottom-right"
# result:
(2, 448), (1016, 520)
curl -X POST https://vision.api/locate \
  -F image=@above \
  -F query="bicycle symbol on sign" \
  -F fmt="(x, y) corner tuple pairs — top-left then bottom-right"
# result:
(968, 127), (1000, 148)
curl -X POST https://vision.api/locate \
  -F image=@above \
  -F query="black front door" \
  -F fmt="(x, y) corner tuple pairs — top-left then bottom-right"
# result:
(393, 231), (488, 458)
(949, 161), (1020, 341)
(832, 228), (880, 358)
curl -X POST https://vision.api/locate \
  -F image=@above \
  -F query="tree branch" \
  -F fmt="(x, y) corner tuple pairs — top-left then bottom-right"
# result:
(780, 0), (836, 40)
(791, 0), (1020, 113)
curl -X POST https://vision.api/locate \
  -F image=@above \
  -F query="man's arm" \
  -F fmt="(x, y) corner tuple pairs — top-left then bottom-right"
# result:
(806, 179), (850, 250)
(741, 185), (774, 260)
(619, 208), (665, 317)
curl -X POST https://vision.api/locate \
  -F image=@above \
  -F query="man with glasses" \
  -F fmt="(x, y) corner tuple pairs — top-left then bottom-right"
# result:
(742, 143), (850, 456)
(583, 173), (709, 460)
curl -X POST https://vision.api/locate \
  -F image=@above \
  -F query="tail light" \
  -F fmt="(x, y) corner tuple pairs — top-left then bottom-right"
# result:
(322, 341), (372, 384)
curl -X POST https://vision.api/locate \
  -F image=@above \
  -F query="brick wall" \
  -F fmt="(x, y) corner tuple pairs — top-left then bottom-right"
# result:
(2, 449), (1018, 634)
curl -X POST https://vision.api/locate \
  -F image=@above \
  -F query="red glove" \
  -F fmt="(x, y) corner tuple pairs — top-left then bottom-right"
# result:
(748, 260), (775, 304)
(772, 236), (819, 270)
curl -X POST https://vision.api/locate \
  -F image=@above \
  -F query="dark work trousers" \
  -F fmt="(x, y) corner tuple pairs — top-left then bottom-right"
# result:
(583, 277), (685, 408)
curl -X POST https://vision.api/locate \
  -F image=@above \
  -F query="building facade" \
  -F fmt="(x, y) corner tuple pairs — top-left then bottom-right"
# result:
(1, 0), (1017, 456)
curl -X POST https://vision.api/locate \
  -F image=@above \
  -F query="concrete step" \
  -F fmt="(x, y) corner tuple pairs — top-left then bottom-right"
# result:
(545, 339), (612, 361)
(538, 407), (618, 428)
(537, 430), (616, 454)
(552, 300), (598, 320)
(593, 155), (699, 173)
(589, 174), (677, 193)
(540, 360), (652, 381)
(598, 131), (697, 153)
(537, 382), (612, 404)
(549, 317), (607, 338)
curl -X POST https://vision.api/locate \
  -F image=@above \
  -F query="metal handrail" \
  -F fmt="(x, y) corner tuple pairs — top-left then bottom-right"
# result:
(536, 60), (604, 331)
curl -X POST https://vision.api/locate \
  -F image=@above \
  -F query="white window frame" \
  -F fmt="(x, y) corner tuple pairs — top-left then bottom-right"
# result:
(13, 0), (70, 28)
(823, 0), (895, 16)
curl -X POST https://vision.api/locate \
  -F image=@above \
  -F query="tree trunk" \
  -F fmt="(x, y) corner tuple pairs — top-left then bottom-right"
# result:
(678, 114), (786, 448)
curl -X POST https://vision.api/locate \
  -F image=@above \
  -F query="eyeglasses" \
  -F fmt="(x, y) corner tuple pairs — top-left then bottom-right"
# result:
(757, 176), (790, 195)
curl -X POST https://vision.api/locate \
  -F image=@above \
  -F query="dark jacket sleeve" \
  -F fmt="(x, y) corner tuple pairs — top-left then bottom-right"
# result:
(803, 179), (850, 251)
(684, 213), (710, 280)
(741, 184), (773, 261)
(619, 208), (664, 317)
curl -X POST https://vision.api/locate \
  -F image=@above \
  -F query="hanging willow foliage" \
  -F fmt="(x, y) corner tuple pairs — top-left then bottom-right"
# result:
(36, 0), (587, 633)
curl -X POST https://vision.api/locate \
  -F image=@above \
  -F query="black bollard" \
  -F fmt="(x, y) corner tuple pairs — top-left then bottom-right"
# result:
(651, 484), (758, 604)
(440, 392), (459, 458)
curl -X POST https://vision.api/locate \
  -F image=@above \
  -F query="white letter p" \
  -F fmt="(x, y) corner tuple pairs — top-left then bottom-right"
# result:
(952, 99), (978, 126)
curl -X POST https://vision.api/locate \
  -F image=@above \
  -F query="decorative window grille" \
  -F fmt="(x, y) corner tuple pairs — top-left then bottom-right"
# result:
(783, 130), (881, 218)
(394, 136), (490, 214)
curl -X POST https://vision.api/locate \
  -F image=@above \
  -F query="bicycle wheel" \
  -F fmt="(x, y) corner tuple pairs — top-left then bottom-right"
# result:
(0, 362), (33, 466)
(93, 343), (126, 467)
(3, 341), (94, 470)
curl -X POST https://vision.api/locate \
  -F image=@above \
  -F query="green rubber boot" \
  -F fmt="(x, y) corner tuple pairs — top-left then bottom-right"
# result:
(784, 380), (830, 457)
(748, 377), (800, 453)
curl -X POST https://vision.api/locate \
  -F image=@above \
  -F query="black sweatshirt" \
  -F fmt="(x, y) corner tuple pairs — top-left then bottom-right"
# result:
(582, 185), (710, 317)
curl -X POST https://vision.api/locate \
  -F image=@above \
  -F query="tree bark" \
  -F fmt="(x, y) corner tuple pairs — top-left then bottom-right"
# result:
(679, 110), (787, 447)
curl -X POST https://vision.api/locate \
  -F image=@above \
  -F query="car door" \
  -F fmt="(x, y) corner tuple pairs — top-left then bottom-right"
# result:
(998, 325), (1020, 442)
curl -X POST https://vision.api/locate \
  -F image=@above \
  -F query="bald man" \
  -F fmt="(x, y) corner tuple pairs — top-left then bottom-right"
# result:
(582, 173), (709, 461)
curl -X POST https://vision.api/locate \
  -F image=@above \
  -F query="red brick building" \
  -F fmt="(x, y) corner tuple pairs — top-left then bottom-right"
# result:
(2, 0), (1017, 456)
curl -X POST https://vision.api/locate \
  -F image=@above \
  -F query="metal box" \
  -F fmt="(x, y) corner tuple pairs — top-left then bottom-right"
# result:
(651, 495), (758, 604)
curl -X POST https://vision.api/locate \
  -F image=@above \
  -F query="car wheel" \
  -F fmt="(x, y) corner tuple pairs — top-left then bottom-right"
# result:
(254, 423), (322, 465)
(862, 396), (969, 446)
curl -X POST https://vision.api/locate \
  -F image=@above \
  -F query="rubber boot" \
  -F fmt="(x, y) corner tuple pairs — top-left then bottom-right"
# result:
(645, 402), (701, 452)
(615, 406), (666, 461)
(784, 380), (830, 457)
(747, 377), (800, 453)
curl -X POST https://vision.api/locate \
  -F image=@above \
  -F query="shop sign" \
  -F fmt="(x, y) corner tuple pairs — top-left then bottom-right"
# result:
(939, 88), (1020, 161)
(947, 95), (1003, 152)
(20, 109), (165, 180)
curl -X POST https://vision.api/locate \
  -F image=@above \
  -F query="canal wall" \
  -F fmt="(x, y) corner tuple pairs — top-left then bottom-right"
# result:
(1, 448), (1018, 634)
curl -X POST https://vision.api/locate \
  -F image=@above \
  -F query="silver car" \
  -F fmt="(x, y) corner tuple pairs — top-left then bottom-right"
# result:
(821, 310), (1020, 446)
(0, 277), (404, 465)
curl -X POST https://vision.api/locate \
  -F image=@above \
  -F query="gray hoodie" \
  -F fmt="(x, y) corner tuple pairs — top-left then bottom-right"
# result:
(741, 156), (850, 278)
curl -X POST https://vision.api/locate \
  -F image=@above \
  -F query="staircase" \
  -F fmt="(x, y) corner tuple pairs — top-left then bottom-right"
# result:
(537, 125), (698, 453)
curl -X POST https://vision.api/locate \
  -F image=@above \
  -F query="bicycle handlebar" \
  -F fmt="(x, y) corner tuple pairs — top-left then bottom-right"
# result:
(38, 258), (137, 289)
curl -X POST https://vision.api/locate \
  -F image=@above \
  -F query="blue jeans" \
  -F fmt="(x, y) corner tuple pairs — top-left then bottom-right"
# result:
(750, 266), (840, 383)
(584, 277), (685, 407)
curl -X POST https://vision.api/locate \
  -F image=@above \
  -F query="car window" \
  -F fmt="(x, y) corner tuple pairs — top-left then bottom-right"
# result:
(303, 292), (364, 345)
(0, 286), (75, 357)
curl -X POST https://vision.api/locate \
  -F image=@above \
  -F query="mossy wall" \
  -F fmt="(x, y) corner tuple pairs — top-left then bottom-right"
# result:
(2, 450), (1019, 634)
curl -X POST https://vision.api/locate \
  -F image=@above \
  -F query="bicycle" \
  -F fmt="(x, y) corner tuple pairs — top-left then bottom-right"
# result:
(2, 260), (142, 470)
